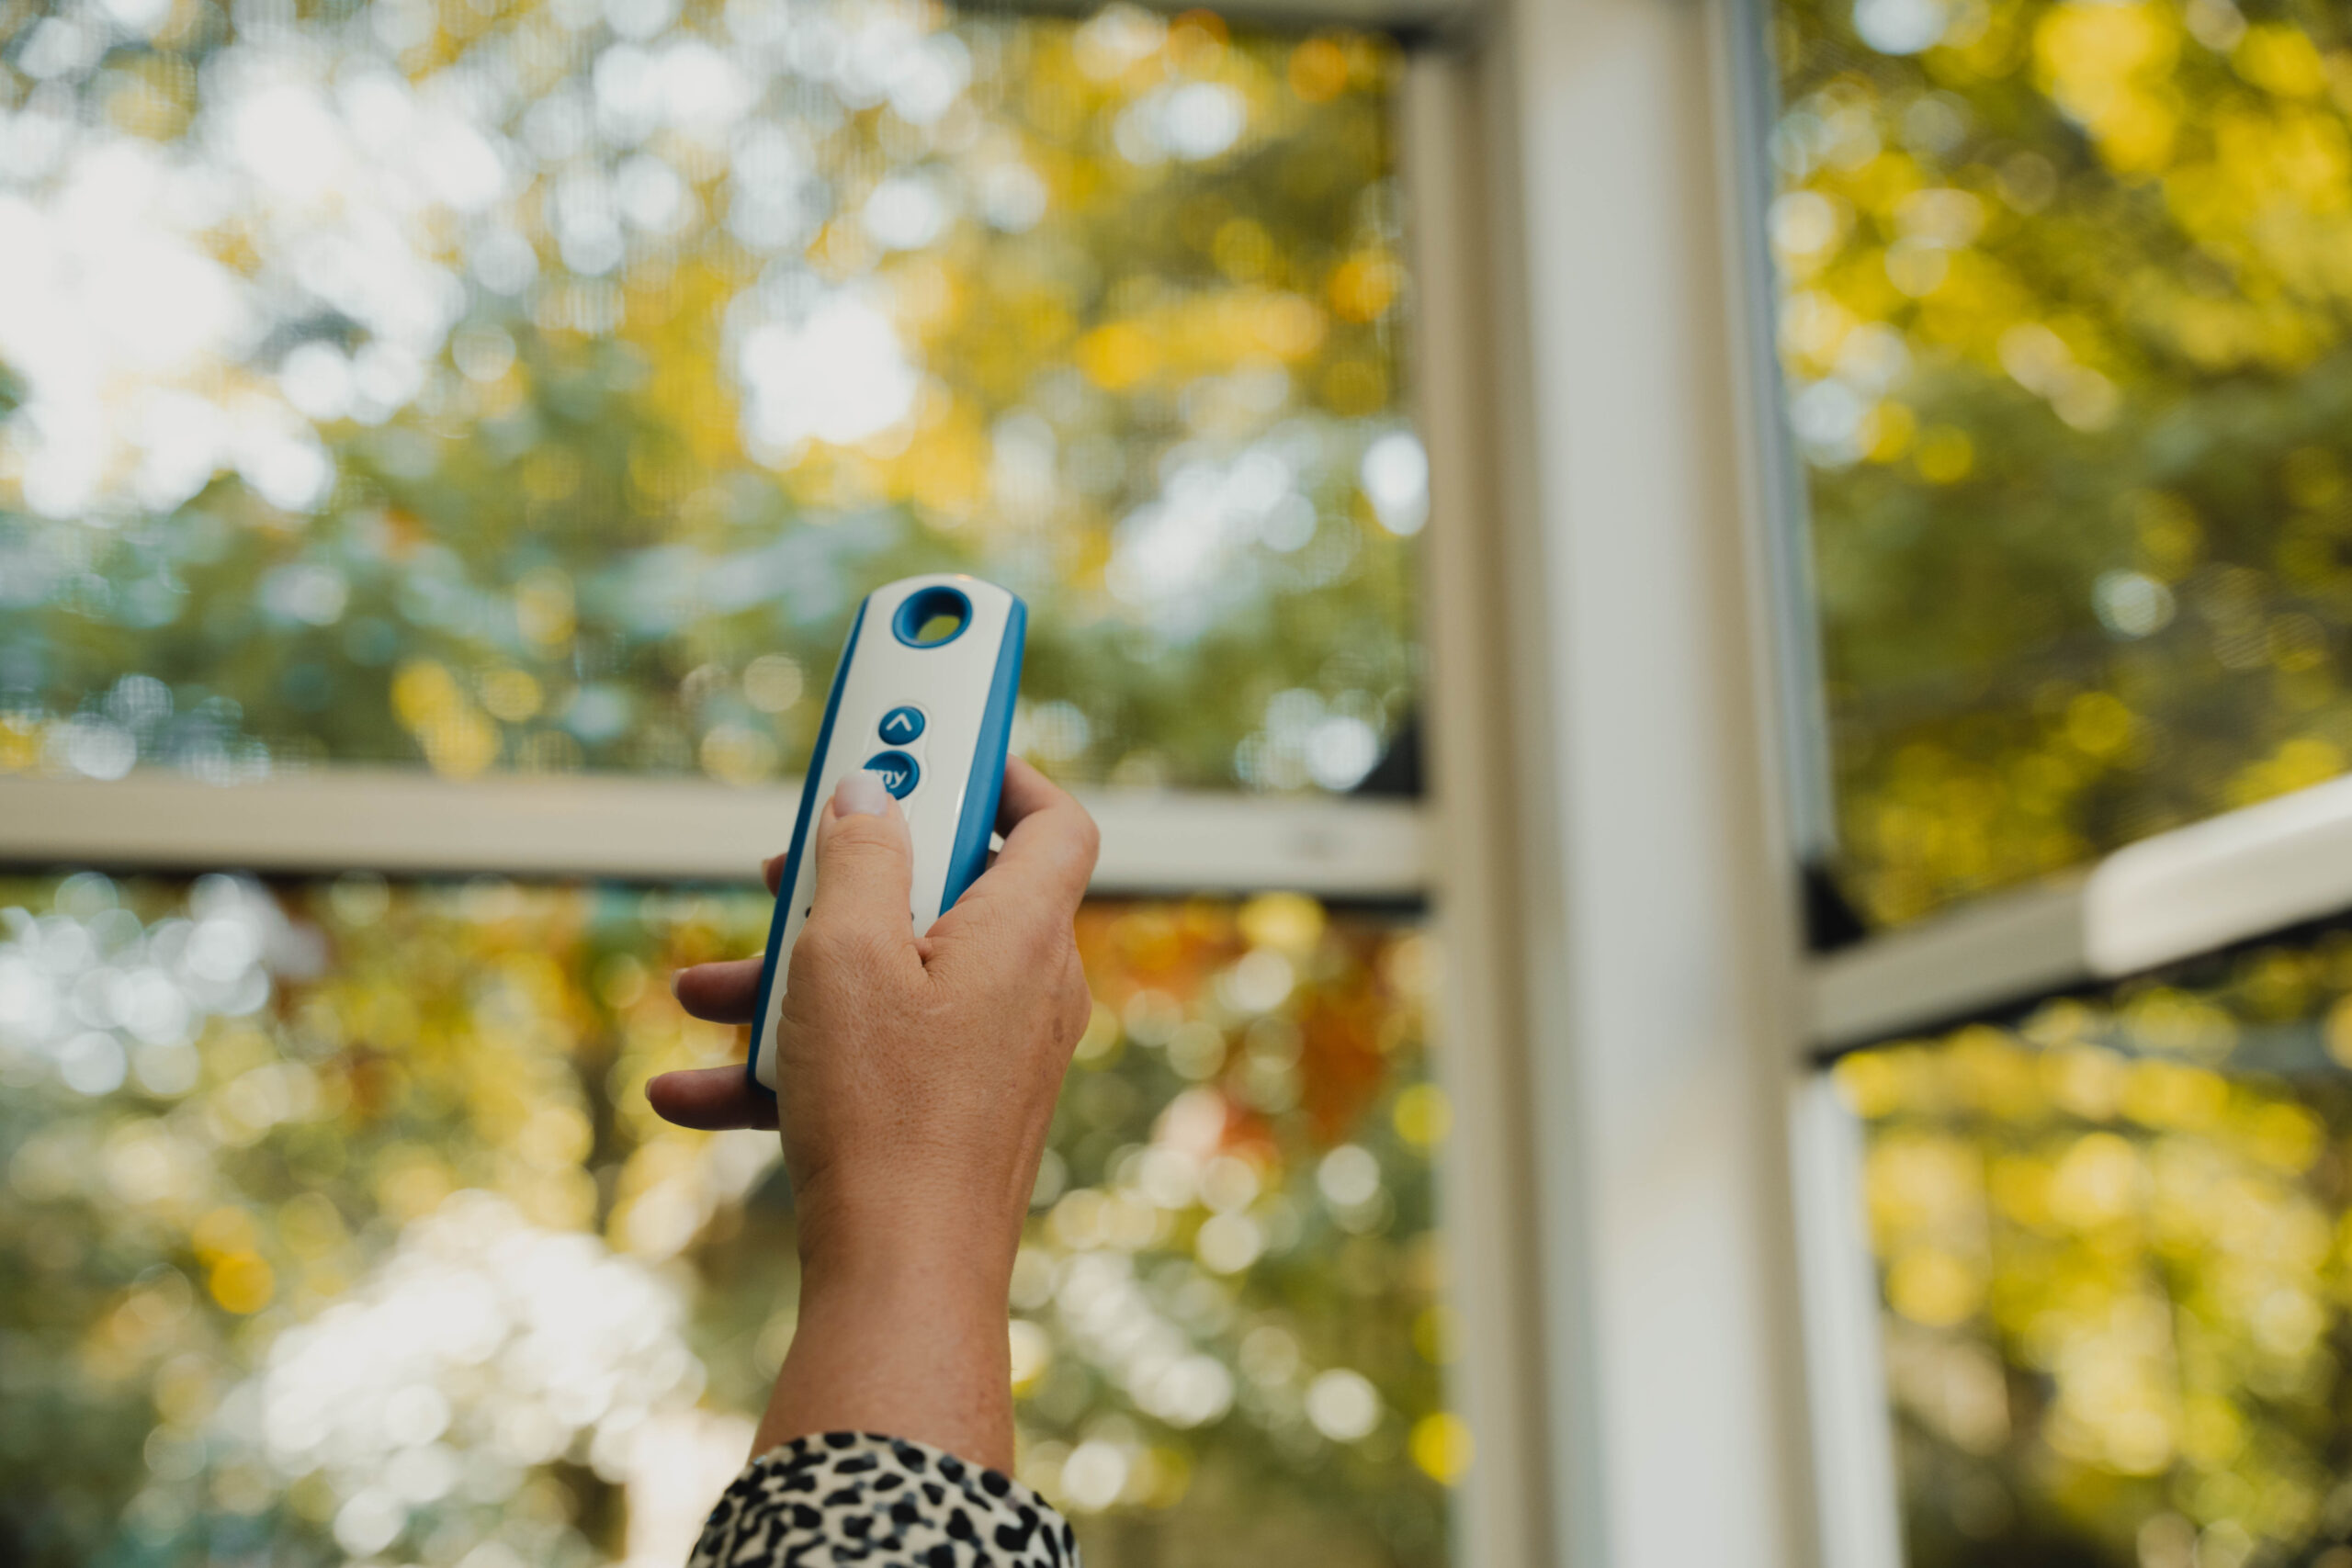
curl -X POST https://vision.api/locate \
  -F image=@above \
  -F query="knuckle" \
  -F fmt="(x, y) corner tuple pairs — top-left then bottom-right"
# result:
(790, 922), (847, 971)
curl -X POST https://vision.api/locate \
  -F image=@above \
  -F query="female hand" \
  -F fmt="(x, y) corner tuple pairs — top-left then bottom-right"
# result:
(646, 756), (1099, 1469)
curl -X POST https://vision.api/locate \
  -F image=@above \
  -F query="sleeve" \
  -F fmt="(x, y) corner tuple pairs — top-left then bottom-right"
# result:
(688, 1430), (1080, 1568)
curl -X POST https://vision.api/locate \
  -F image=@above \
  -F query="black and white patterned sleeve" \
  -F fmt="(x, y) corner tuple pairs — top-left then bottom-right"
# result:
(689, 1431), (1080, 1568)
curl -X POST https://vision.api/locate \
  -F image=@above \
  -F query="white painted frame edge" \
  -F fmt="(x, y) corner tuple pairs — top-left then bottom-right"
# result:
(1809, 772), (2352, 1053)
(0, 771), (1428, 897)
(1428, 0), (1894, 1562)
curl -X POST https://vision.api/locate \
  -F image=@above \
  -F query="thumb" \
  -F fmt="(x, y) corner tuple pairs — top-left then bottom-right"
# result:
(806, 770), (918, 950)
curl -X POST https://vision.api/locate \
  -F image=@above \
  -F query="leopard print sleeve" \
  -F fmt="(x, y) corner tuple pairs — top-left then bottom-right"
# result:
(688, 1431), (1080, 1568)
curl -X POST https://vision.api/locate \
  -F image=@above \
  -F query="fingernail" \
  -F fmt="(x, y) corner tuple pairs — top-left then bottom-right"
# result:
(669, 969), (685, 998)
(834, 771), (889, 818)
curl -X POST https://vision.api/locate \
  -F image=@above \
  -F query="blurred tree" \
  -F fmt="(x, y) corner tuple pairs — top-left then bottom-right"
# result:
(1773, 0), (2352, 926)
(0, 874), (1452, 1568)
(1840, 926), (2352, 1568)
(0, 0), (1420, 795)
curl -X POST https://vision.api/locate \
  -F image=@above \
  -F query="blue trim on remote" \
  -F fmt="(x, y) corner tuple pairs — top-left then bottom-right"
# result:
(943, 593), (1026, 911)
(744, 595), (867, 1101)
(892, 584), (972, 649)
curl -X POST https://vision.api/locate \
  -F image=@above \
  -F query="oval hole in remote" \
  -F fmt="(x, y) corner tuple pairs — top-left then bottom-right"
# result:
(891, 585), (972, 648)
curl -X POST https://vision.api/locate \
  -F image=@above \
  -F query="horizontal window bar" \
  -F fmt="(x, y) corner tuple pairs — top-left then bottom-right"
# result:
(1003, 0), (1479, 38)
(1810, 773), (2352, 1053)
(0, 771), (1429, 899)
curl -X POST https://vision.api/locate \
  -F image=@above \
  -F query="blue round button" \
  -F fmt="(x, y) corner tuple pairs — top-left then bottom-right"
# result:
(877, 705), (926, 746)
(863, 750), (921, 799)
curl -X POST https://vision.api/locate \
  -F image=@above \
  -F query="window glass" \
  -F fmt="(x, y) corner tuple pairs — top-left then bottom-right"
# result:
(1838, 925), (2352, 1566)
(0, 0), (1420, 794)
(0, 874), (1454, 1567)
(1770, 0), (2352, 927)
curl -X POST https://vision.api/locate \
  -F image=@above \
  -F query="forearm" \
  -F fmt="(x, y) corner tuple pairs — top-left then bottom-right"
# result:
(757, 1241), (1017, 1470)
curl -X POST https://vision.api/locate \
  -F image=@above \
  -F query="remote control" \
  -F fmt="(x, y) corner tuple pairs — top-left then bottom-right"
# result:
(745, 573), (1028, 1095)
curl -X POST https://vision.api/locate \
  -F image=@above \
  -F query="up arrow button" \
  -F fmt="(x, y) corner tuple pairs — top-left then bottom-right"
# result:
(877, 705), (926, 746)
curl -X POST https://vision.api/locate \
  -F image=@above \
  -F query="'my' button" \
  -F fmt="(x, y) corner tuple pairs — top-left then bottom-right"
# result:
(862, 750), (921, 799)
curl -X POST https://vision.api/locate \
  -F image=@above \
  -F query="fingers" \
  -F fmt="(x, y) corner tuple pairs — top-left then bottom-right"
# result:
(981, 758), (1101, 916)
(673, 956), (766, 1023)
(763, 853), (786, 896)
(807, 771), (920, 956)
(645, 1065), (777, 1131)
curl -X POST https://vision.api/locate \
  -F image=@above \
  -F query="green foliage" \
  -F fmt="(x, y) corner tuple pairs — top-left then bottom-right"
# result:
(1843, 930), (2352, 1568)
(0, 874), (1453, 1567)
(1775, 0), (2352, 926)
(0, 2), (1419, 794)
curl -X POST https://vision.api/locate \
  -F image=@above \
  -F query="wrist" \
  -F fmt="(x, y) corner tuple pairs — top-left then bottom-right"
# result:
(765, 1224), (1019, 1471)
(791, 1169), (1023, 1296)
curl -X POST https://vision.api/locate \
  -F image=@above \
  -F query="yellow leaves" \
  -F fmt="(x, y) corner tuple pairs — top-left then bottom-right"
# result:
(1869, 1130), (1984, 1237)
(2118, 1060), (2226, 1132)
(2226, 735), (2346, 808)
(1327, 249), (1401, 321)
(1008, 1319), (1053, 1393)
(516, 1105), (593, 1171)
(1408, 1411), (1474, 1484)
(207, 1253), (275, 1314)
(1076, 289), (1329, 394)
(191, 1205), (259, 1259)
(1867, 400), (1917, 461)
(1411, 1303), (1460, 1364)
(2064, 690), (2132, 757)
(2242, 1102), (2322, 1174)
(903, 411), (990, 525)
(2035, 2), (2182, 175)
(1888, 1247), (1987, 1325)
(1833, 1048), (1909, 1117)
(1076, 321), (1159, 389)
(1770, 190), (1849, 272)
(1778, 288), (1855, 378)
(2120, 987), (2236, 1059)
(2324, 994), (2352, 1070)
(1392, 1083), (1452, 1149)
(390, 659), (499, 779)
(696, 723), (777, 784)
(1915, 424), (1974, 482)
(0, 712), (40, 773)
(374, 1146), (455, 1223)
(2177, 1394), (2246, 1470)
(1238, 891), (1323, 954)
(1289, 37), (1349, 104)
(2048, 1132), (2143, 1228)
(193, 1207), (276, 1314)
(478, 667), (542, 723)
(2235, 25), (2328, 100)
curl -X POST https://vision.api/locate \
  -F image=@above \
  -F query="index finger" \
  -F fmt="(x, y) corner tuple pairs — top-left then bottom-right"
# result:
(978, 756), (1100, 913)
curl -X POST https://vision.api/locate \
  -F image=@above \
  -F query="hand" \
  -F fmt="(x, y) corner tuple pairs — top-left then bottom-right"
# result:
(648, 756), (1100, 1468)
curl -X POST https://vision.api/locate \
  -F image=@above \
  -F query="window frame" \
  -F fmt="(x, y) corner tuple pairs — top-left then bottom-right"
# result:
(1398, 3), (1869, 1566)
(0, 768), (1426, 897)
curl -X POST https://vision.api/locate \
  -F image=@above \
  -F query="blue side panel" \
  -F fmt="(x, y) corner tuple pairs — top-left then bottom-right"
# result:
(744, 595), (867, 1101)
(943, 594), (1026, 910)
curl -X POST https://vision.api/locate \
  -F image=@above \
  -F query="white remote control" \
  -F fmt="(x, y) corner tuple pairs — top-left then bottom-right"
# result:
(745, 573), (1027, 1095)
